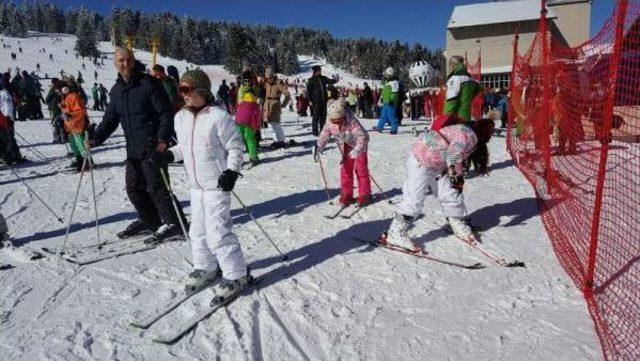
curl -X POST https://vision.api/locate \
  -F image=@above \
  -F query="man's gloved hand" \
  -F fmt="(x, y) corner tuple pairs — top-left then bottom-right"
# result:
(147, 150), (174, 166)
(348, 148), (361, 159)
(447, 165), (465, 193)
(217, 169), (242, 192)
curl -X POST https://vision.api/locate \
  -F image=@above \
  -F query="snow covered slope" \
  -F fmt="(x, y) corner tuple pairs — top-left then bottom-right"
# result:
(0, 32), (378, 96)
(0, 33), (599, 360)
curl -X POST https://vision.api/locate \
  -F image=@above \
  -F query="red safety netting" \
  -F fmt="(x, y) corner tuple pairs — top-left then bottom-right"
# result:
(507, 1), (640, 359)
(467, 52), (484, 120)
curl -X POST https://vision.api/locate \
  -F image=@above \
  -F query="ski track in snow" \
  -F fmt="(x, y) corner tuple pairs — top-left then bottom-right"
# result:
(0, 32), (602, 360)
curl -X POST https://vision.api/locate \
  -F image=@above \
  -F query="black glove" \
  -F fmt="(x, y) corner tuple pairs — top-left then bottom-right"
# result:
(147, 150), (174, 166)
(217, 169), (242, 192)
(447, 166), (465, 193)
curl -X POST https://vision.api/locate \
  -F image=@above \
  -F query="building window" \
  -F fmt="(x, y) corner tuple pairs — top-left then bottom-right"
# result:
(481, 73), (511, 90)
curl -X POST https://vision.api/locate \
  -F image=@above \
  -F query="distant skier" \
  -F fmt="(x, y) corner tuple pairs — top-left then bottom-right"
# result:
(217, 79), (231, 113)
(442, 55), (482, 122)
(162, 69), (250, 300)
(0, 211), (9, 249)
(374, 67), (400, 134)
(314, 98), (372, 207)
(45, 78), (65, 144)
(152, 64), (180, 112)
(0, 77), (23, 165)
(262, 67), (292, 149)
(167, 65), (180, 84)
(98, 83), (108, 110)
(235, 70), (262, 167)
(382, 114), (482, 251)
(60, 80), (92, 172)
(91, 83), (100, 111)
(306, 65), (338, 136)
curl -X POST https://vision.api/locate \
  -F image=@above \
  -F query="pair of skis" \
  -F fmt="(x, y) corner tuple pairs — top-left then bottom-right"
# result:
(324, 194), (389, 220)
(41, 234), (184, 266)
(130, 275), (262, 344)
(353, 236), (485, 269)
(354, 223), (525, 269)
(324, 203), (367, 219)
(440, 223), (526, 268)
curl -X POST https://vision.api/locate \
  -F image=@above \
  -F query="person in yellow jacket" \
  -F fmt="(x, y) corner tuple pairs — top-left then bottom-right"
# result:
(60, 81), (91, 172)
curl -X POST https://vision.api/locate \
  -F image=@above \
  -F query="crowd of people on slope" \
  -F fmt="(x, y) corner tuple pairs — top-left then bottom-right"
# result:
(1, 42), (498, 303)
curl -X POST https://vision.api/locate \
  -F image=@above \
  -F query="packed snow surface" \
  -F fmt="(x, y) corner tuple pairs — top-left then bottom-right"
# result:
(0, 33), (599, 361)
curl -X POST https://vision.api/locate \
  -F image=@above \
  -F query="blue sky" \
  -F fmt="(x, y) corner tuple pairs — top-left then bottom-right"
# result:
(53, 0), (616, 49)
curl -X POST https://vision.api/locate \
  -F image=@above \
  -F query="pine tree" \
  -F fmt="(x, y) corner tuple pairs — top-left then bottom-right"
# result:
(224, 24), (257, 74)
(75, 10), (100, 58)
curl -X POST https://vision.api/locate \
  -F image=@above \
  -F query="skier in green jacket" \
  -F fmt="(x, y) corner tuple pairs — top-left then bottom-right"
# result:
(443, 55), (482, 122)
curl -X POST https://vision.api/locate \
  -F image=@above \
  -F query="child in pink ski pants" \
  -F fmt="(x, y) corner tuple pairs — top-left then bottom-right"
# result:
(316, 99), (372, 206)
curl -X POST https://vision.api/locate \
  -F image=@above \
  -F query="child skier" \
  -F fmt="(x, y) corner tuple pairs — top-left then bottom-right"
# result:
(163, 69), (250, 301)
(235, 72), (262, 167)
(60, 81), (91, 172)
(314, 98), (372, 207)
(383, 114), (479, 251)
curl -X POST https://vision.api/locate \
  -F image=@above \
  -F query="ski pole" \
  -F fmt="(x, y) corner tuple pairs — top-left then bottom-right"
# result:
(158, 167), (191, 256)
(230, 189), (289, 262)
(13, 130), (48, 160)
(316, 154), (333, 204)
(85, 133), (100, 245)
(368, 173), (392, 204)
(1, 162), (64, 223)
(61, 152), (89, 254)
(213, 160), (288, 262)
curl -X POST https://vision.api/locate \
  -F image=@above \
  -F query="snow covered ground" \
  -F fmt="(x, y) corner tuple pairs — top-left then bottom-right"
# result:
(0, 32), (378, 97)
(0, 33), (600, 360)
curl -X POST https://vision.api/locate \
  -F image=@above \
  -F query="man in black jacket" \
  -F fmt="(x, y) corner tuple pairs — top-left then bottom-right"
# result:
(89, 47), (183, 242)
(362, 82), (373, 119)
(306, 65), (338, 136)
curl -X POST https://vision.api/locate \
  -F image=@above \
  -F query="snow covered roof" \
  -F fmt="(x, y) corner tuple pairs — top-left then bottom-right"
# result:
(482, 65), (513, 74)
(448, 0), (557, 29)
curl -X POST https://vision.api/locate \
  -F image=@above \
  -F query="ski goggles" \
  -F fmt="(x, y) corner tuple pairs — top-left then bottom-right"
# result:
(178, 84), (195, 95)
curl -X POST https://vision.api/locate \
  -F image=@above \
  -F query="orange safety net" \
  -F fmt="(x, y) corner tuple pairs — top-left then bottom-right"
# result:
(467, 52), (484, 120)
(507, 1), (639, 359)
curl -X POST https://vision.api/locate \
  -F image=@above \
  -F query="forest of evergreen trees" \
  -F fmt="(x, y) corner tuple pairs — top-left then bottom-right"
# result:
(0, 1), (445, 81)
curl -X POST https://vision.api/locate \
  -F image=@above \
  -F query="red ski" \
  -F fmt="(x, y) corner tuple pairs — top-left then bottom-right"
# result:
(352, 236), (485, 270)
(446, 231), (525, 268)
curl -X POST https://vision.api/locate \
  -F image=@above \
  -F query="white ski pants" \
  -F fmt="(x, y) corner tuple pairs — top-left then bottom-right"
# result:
(270, 122), (286, 142)
(396, 154), (467, 219)
(189, 188), (247, 280)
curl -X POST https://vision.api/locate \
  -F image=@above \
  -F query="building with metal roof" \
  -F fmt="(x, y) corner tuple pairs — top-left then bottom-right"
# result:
(445, 0), (591, 89)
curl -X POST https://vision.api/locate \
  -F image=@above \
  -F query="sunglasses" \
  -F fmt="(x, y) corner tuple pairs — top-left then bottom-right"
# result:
(178, 85), (195, 95)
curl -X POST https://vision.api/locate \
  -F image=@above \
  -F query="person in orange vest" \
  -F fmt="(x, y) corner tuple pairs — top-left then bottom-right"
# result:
(60, 80), (92, 172)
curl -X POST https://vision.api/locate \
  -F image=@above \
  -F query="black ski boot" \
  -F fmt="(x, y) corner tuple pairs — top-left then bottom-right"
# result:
(117, 220), (153, 239)
(210, 268), (252, 306)
(67, 156), (81, 169)
(144, 223), (183, 244)
(270, 141), (285, 149)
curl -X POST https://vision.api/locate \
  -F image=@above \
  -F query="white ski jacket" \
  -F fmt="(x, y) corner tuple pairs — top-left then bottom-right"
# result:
(170, 105), (244, 190)
(0, 89), (14, 119)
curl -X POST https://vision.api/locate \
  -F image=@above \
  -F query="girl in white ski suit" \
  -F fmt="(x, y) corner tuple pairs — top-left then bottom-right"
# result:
(169, 97), (248, 283)
(386, 120), (478, 250)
